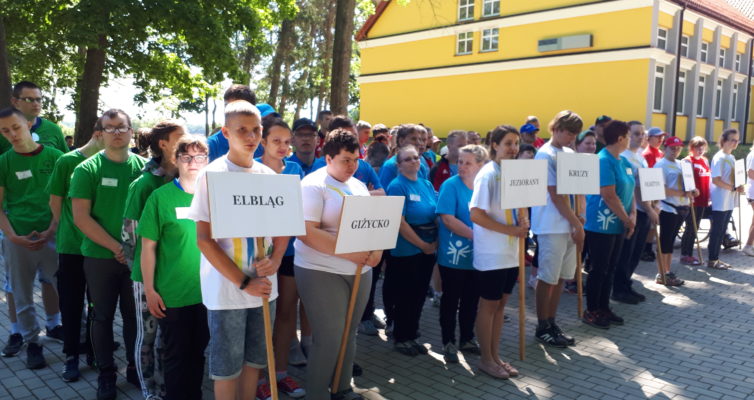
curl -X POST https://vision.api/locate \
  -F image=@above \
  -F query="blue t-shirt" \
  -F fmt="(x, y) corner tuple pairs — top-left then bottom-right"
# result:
(387, 174), (438, 257)
(255, 157), (304, 256)
(436, 176), (473, 269)
(585, 148), (635, 235)
(379, 155), (429, 189)
(208, 131), (264, 162)
(424, 150), (437, 163)
(353, 159), (383, 190)
(286, 153), (326, 176)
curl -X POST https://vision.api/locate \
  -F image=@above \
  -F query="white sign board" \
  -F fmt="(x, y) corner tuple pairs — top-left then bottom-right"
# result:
(638, 168), (666, 202)
(500, 159), (548, 209)
(207, 172), (305, 239)
(734, 159), (746, 188)
(681, 162), (696, 191)
(556, 152), (600, 195)
(334, 196), (404, 254)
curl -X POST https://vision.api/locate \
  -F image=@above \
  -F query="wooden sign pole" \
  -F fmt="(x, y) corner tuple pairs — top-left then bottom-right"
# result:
(517, 209), (526, 361)
(654, 226), (667, 285)
(688, 202), (704, 263)
(255, 237), (278, 400)
(571, 199), (583, 318)
(331, 261), (368, 393)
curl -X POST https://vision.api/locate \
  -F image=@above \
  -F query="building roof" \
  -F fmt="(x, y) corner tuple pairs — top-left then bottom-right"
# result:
(724, 0), (754, 20)
(355, 0), (389, 41)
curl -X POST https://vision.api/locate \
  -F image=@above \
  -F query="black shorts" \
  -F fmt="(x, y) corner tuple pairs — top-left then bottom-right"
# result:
(659, 210), (687, 253)
(279, 255), (295, 277)
(475, 268), (519, 301)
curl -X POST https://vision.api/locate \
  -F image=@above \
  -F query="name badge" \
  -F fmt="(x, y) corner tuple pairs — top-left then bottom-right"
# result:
(409, 194), (421, 202)
(175, 207), (191, 220)
(15, 170), (32, 180)
(101, 177), (118, 187)
(31, 133), (40, 142)
(626, 168), (633, 176)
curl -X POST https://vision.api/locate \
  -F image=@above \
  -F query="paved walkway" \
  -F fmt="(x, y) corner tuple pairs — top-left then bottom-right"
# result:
(1, 204), (753, 400)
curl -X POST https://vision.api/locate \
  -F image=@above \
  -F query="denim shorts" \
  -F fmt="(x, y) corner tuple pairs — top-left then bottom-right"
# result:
(207, 301), (276, 380)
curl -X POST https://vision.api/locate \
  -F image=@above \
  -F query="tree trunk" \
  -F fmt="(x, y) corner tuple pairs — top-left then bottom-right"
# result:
(0, 18), (12, 108)
(318, 2), (336, 114)
(329, 0), (355, 115)
(74, 35), (107, 146)
(278, 59), (292, 119)
(268, 19), (295, 110)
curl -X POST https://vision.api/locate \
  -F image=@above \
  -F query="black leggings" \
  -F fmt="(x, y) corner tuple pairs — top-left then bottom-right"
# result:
(585, 231), (624, 312)
(438, 265), (479, 345)
(680, 206), (706, 257)
(385, 253), (435, 343)
(659, 210), (688, 254)
(159, 303), (209, 400)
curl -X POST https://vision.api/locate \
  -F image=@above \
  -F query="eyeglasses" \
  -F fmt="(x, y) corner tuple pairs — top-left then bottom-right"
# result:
(17, 97), (43, 104)
(102, 127), (131, 134)
(177, 154), (209, 164)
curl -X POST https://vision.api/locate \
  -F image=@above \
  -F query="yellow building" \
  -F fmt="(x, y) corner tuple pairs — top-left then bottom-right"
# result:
(357, 0), (754, 143)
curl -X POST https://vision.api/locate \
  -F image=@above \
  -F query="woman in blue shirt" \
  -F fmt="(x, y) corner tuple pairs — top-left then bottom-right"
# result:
(385, 145), (438, 356)
(583, 120), (636, 329)
(436, 145), (487, 364)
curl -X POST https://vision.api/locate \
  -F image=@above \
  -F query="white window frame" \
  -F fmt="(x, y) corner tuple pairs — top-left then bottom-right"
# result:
(700, 42), (709, 63)
(719, 48), (726, 68)
(731, 83), (739, 120)
(456, 32), (473, 55)
(697, 76), (705, 117)
(482, 0), (500, 17)
(481, 28), (499, 52)
(715, 79), (723, 119)
(458, 0), (474, 21)
(657, 28), (668, 50)
(654, 65), (665, 112)
(676, 70), (686, 115)
(680, 35), (689, 57)
(735, 54), (741, 72)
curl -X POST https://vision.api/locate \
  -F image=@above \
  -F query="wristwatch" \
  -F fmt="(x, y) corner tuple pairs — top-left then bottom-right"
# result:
(239, 276), (251, 290)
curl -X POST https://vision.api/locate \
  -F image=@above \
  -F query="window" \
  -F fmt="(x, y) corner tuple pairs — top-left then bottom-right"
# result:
(715, 79), (723, 119)
(481, 28), (499, 52)
(458, 0), (474, 21)
(700, 42), (709, 63)
(456, 32), (473, 55)
(697, 76), (705, 117)
(735, 54), (741, 72)
(482, 0), (500, 17)
(731, 83), (739, 120)
(657, 28), (668, 50)
(680, 35), (689, 57)
(719, 48), (726, 68)
(676, 71), (686, 114)
(654, 65), (665, 112)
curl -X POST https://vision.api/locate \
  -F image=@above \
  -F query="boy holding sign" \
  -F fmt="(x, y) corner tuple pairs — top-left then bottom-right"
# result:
(188, 101), (287, 400)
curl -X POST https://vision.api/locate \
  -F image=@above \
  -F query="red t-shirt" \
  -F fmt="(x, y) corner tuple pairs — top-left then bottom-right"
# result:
(642, 146), (663, 167)
(533, 137), (545, 149)
(686, 155), (710, 207)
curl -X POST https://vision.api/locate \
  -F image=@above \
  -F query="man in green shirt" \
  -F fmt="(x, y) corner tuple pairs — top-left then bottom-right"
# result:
(70, 109), (146, 400)
(47, 124), (105, 381)
(7, 81), (68, 154)
(0, 107), (63, 369)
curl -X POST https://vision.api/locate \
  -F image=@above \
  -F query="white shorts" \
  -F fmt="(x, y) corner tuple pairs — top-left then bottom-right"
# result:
(536, 233), (577, 285)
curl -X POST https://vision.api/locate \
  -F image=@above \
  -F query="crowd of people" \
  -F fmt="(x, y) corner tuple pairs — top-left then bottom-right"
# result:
(1, 80), (754, 400)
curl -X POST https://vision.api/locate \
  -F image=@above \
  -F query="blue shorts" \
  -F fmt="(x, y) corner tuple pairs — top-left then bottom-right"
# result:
(207, 301), (276, 380)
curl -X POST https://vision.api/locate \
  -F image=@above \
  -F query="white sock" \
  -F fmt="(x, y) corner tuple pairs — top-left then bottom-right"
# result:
(10, 321), (19, 334)
(46, 312), (61, 330)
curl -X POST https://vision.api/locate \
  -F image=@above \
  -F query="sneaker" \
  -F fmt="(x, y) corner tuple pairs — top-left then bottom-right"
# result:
(352, 362), (363, 377)
(628, 288), (646, 302)
(655, 273), (667, 285)
(680, 255), (701, 266)
(582, 310), (609, 329)
(527, 274), (538, 290)
(534, 325), (568, 348)
(278, 376), (305, 398)
(550, 323), (575, 346)
(394, 341), (418, 356)
(723, 235), (740, 249)
(409, 340), (428, 355)
(443, 342), (459, 363)
(256, 382), (271, 400)
(431, 292), (441, 308)
(62, 356), (81, 382)
(603, 309), (624, 325)
(97, 370), (117, 400)
(371, 314), (386, 329)
(640, 248), (656, 262)
(458, 338), (481, 354)
(288, 340), (307, 367)
(1, 333), (24, 357)
(358, 320), (379, 336)
(126, 363), (141, 388)
(611, 291), (639, 305)
(26, 342), (46, 369)
(743, 246), (754, 257)
(663, 273), (685, 286)
(45, 325), (64, 343)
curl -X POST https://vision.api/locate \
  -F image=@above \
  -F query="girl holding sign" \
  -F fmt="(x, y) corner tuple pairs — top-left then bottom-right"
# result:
(708, 129), (743, 269)
(138, 137), (209, 400)
(294, 129), (382, 400)
(385, 145), (438, 357)
(436, 144), (487, 363)
(680, 137), (710, 266)
(470, 125), (528, 379)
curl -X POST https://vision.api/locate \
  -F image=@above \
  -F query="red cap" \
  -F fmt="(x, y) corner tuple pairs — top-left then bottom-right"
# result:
(664, 136), (683, 147)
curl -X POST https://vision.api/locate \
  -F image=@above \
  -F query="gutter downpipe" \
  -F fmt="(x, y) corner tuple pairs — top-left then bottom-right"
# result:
(743, 38), (753, 144)
(670, 2), (686, 136)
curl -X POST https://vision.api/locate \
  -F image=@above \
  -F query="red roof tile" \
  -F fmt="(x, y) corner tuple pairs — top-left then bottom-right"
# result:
(355, 0), (390, 41)
(672, 0), (754, 35)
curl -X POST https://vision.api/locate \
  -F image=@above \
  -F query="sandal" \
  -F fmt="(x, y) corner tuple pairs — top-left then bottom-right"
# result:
(498, 361), (519, 377)
(478, 361), (509, 379)
(707, 260), (731, 270)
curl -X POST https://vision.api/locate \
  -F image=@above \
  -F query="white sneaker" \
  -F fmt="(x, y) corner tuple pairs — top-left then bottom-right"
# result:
(743, 245), (754, 257)
(527, 274), (538, 290)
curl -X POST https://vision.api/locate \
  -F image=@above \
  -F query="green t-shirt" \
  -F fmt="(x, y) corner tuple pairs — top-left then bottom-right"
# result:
(125, 170), (171, 281)
(69, 152), (147, 258)
(135, 182), (202, 308)
(0, 117), (68, 154)
(46, 150), (88, 254)
(0, 146), (63, 236)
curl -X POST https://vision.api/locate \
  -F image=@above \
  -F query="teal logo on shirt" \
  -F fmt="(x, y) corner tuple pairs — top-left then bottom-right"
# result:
(446, 239), (471, 264)
(596, 208), (618, 231)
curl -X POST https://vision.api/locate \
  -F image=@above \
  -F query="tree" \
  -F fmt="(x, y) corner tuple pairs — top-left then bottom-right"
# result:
(0, 18), (11, 108)
(329, 0), (354, 115)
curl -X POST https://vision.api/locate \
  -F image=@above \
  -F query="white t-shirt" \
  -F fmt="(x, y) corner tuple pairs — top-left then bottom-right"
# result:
(746, 151), (754, 200)
(469, 161), (519, 271)
(710, 150), (736, 211)
(655, 158), (689, 214)
(531, 142), (573, 235)
(294, 168), (371, 275)
(187, 156), (278, 310)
